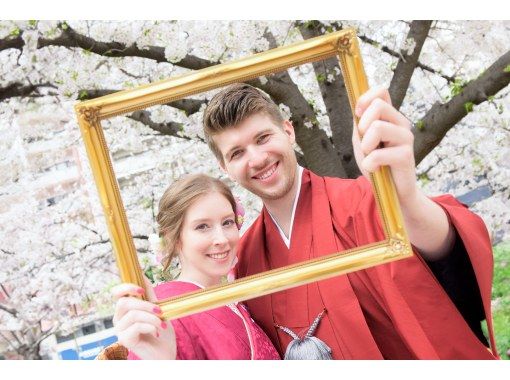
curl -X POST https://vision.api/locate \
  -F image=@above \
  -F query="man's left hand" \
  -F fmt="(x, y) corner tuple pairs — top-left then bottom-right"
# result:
(353, 87), (418, 204)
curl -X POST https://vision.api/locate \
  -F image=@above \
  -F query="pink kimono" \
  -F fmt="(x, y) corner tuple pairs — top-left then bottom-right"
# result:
(127, 281), (280, 360)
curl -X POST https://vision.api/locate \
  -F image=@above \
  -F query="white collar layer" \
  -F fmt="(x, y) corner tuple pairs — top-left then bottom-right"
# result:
(267, 165), (304, 249)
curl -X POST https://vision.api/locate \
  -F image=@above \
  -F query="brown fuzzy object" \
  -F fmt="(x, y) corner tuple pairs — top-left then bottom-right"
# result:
(95, 342), (128, 360)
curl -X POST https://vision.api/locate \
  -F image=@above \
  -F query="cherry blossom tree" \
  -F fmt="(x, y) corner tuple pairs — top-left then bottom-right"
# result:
(1, 20), (508, 358)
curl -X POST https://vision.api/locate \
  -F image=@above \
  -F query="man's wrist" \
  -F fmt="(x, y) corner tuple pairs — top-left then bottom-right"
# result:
(402, 192), (455, 260)
(399, 189), (423, 222)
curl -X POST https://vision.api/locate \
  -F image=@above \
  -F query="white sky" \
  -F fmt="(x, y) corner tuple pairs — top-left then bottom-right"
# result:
(2, 0), (504, 20)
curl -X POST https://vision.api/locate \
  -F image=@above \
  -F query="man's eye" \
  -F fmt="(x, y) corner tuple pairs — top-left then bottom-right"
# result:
(257, 134), (270, 144)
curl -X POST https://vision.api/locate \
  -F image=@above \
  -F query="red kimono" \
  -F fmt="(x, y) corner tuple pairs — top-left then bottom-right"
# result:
(128, 281), (280, 360)
(237, 169), (498, 359)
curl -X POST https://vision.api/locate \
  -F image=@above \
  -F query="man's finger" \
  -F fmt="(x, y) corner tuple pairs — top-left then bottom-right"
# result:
(355, 87), (392, 117)
(357, 98), (411, 137)
(361, 145), (415, 173)
(360, 121), (414, 156)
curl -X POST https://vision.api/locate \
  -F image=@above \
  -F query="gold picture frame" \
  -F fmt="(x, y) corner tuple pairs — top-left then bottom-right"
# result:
(74, 29), (413, 321)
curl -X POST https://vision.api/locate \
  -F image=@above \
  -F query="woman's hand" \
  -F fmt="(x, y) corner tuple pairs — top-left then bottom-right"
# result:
(112, 279), (177, 360)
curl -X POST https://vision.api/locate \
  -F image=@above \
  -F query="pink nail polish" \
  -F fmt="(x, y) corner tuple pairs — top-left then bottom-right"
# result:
(153, 306), (162, 314)
(136, 288), (145, 295)
(161, 321), (167, 329)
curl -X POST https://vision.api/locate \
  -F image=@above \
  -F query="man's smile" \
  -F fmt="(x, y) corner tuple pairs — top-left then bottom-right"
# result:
(252, 162), (279, 181)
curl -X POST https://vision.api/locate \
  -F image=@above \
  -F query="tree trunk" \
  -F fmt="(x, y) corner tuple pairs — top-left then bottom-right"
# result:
(18, 343), (43, 360)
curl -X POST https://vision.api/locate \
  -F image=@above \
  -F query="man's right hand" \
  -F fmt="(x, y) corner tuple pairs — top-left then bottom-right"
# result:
(112, 281), (177, 360)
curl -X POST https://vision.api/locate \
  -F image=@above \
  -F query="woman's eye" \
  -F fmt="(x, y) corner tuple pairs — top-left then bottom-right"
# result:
(223, 219), (235, 227)
(195, 224), (208, 231)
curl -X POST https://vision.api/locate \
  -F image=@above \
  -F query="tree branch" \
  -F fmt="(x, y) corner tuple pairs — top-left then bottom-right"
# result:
(0, 82), (56, 102)
(312, 20), (454, 84)
(0, 35), (24, 52)
(167, 98), (206, 115)
(0, 303), (18, 317)
(0, 283), (10, 298)
(414, 50), (510, 164)
(37, 23), (216, 71)
(75, 223), (99, 236)
(389, 20), (433, 109)
(77, 88), (206, 115)
(127, 110), (193, 140)
(0, 331), (19, 354)
(357, 33), (455, 84)
(78, 239), (110, 252)
(33, 326), (58, 349)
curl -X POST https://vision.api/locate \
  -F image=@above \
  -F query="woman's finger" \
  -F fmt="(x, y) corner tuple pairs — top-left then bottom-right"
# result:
(118, 322), (159, 347)
(113, 296), (163, 325)
(111, 283), (146, 300)
(115, 308), (166, 335)
(143, 276), (158, 303)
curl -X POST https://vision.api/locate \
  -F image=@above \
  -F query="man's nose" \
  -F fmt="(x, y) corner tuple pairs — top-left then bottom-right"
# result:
(247, 147), (268, 169)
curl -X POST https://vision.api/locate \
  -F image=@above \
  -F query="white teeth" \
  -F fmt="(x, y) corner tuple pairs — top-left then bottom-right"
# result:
(208, 252), (228, 259)
(257, 164), (277, 180)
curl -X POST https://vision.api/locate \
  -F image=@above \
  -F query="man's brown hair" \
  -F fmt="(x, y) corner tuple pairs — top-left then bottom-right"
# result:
(203, 83), (284, 163)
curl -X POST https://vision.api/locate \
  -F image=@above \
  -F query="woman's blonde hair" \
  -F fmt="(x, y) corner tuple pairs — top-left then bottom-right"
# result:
(156, 174), (236, 271)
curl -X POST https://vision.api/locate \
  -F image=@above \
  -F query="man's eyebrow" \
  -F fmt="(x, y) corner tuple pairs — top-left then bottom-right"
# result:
(225, 129), (273, 158)
(253, 129), (273, 139)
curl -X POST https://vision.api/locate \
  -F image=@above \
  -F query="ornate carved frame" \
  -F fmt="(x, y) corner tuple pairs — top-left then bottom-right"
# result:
(75, 29), (413, 320)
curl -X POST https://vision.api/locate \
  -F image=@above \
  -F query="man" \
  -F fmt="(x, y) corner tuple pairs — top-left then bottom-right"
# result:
(202, 83), (498, 359)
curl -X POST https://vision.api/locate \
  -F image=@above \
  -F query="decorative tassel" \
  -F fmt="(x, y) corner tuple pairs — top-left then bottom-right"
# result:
(276, 309), (332, 360)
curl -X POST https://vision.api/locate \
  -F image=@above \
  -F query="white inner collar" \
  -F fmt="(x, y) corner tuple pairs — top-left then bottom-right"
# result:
(267, 165), (304, 249)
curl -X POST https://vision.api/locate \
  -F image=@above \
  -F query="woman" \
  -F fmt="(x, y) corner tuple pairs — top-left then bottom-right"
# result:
(112, 174), (280, 360)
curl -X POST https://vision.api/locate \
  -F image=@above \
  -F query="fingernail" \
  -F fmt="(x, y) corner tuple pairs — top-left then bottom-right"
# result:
(156, 331), (160, 338)
(153, 306), (162, 314)
(136, 288), (145, 295)
(161, 321), (167, 329)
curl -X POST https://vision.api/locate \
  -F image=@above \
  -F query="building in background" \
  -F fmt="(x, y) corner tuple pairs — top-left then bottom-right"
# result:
(45, 316), (117, 360)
